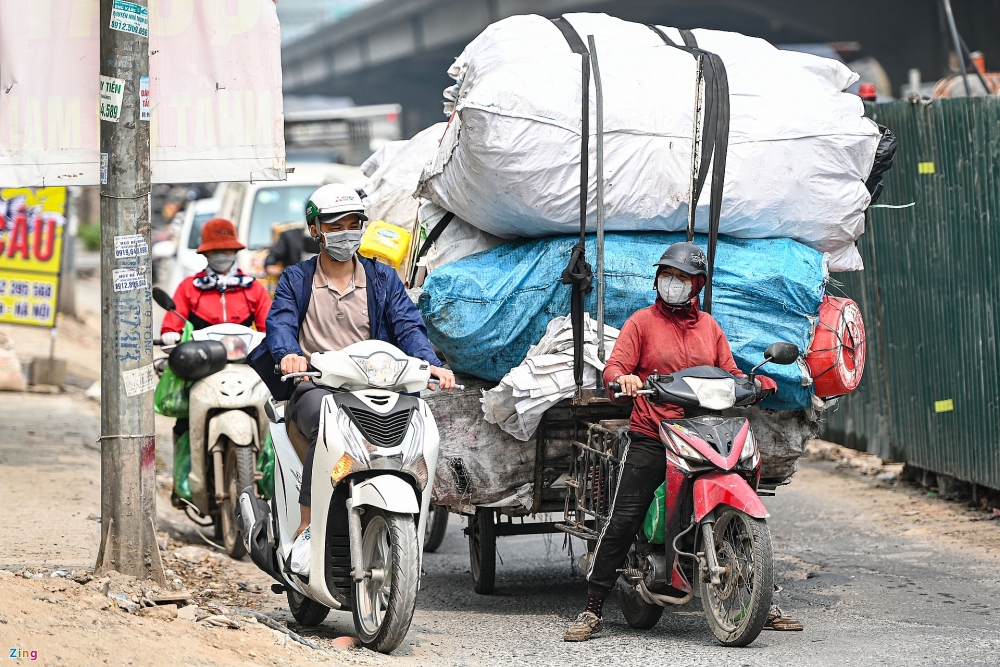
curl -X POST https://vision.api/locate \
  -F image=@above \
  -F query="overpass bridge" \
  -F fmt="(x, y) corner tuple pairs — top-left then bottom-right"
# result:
(282, 0), (1000, 136)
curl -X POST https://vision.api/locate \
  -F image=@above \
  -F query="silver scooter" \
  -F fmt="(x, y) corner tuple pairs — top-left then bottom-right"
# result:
(237, 340), (458, 653)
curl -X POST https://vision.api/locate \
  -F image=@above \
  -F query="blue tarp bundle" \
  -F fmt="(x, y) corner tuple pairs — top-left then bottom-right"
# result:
(418, 232), (827, 410)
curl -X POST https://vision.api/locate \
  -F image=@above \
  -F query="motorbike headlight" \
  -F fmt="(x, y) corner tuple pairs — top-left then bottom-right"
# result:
(681, 377), (736, 410)
(338, 408), (371, 465)
(350, 352), (407, 388)
(206, 333), (251, 361)
(738, 430), (761, 470)
(664, 426), (707, 462)
(400, 410), (429, 489)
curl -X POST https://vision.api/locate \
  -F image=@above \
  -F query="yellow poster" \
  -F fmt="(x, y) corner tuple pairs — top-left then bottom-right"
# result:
(0, 187), (66, 328)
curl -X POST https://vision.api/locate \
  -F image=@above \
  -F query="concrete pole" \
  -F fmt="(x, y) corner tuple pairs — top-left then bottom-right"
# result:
(95, 0), (165, 583)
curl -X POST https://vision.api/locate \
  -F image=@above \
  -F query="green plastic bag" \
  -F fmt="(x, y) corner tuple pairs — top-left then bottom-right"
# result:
(256, 432), (276, 499)
(154, 322), (194, 418)
(643, 482), (667, 545)
(173, 430), (193, 501)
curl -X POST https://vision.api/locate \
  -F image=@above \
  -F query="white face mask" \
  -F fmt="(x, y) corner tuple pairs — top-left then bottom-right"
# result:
(321, 229), (362, 262)
(657, 275), (692, 305)
(205, 251), (236, 274)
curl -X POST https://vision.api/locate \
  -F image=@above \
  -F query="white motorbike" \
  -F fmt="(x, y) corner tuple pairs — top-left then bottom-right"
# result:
(237, 340), (456, 653)
(153, 288), (270, 559)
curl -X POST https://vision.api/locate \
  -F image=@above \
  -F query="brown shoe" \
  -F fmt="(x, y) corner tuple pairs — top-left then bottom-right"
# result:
(564, 611), (604, 642)
(764, 604), (803, 631)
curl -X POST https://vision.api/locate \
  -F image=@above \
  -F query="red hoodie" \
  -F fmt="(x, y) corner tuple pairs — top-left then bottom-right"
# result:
(603, 299), (742, 441)
(161, 271), (271, 334)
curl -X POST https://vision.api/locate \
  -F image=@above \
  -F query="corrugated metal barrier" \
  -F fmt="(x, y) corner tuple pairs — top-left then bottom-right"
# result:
(821, 97), (1000, 490)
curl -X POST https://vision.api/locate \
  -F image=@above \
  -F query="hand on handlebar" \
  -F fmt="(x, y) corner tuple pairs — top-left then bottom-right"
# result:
(160, 331), (181, 346)
(754, 375), (778, 396)
(281, 354), (309, 376)
(612, 374), (643, 398)
(427, 366), (456, 391)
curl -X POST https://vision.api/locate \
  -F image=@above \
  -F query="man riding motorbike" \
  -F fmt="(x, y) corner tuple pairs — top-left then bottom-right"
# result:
(159, 217), (273, 507)
(563, 241), (798, 641)
(247, 183), (455, 574)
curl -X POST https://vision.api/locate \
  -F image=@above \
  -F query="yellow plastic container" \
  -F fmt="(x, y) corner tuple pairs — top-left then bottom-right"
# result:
(359, 220), (412, 268)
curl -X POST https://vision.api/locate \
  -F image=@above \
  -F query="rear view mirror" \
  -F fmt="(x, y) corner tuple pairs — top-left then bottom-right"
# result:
(764, 342), (800, 365)
(153, 286), (176, 312)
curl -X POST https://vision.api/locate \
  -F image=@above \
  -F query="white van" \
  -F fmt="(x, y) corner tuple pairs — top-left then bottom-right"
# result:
(214, 163), (365, 279)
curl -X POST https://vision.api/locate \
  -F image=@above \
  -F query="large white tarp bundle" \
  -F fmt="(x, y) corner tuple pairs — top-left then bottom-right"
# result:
(417, 13), (881, 271)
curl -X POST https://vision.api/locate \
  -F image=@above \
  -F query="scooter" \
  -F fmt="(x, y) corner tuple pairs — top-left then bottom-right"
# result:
(236, 340), (459, 653)
(152, 287), (270, 559)
(581, 342), (799, 647)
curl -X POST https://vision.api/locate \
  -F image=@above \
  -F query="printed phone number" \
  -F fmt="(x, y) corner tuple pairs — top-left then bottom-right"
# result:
(110, 19), (148, 37)
(0, 279), (54, 299)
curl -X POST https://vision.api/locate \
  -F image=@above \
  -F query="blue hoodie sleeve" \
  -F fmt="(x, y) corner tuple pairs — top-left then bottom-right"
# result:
(382, 268), (443, 367)
(265, 267), (305, 363)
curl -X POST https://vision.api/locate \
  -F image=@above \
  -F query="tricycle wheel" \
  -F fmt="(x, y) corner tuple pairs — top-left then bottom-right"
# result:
(468, 508), (496, 594)
(617, 585), (664, 629)
(699, 510), (773, 647)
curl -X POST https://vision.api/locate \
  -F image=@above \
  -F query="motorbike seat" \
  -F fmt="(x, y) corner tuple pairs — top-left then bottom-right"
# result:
(286, 417), (310, 464)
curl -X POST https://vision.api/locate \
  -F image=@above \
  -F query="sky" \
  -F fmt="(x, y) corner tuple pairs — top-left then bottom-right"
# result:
(277, 0), (381, 44)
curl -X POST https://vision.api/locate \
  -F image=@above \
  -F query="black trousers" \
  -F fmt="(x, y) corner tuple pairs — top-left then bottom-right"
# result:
(586, 432), (666, 596)
(286, 380), (335, 507)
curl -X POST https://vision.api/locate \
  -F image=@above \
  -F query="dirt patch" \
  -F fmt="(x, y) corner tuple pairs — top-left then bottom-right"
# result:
(0, 568), (349, 667)
(801, 441), (1000, 562)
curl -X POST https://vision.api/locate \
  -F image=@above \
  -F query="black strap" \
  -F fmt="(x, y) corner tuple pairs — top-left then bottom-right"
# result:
(647, 24), (729, 314)
(408, 211), (455, 285)
(551, 16), (589, 55)
(552, 16), (593, 388)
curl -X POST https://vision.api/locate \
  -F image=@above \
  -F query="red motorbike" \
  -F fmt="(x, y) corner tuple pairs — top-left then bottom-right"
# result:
(567, 342), (799, 647)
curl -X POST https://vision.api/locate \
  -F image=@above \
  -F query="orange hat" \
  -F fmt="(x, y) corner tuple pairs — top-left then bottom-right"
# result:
(197, 218), (245, 253)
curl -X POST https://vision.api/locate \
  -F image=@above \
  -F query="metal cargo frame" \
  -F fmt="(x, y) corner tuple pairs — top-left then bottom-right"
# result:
(822, 97), (1000, 490)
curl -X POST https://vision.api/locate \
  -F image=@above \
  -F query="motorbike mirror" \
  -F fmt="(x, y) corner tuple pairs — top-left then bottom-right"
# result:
(764, 342), (800, 366)
(152, 286), (176, 312)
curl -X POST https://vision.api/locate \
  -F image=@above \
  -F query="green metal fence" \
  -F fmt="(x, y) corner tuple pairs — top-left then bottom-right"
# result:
(821, 97), (1000, 490)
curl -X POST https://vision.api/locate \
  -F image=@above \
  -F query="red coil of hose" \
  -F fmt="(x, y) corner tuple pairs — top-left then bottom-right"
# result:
(806, 296), (866, 398)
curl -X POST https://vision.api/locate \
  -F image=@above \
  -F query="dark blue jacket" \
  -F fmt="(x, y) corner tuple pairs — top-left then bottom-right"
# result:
(248, 255), (442, 400)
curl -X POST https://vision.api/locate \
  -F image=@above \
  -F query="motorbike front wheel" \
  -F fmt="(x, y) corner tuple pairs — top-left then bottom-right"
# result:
(220, 441), (255, 559)
(699, 509), (773, 647)
(352, 508), (419, 654)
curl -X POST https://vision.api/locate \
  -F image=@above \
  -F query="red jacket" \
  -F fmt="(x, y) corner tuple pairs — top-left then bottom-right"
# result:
(603, 300), (742, 441)
(161, 271), (272, 334)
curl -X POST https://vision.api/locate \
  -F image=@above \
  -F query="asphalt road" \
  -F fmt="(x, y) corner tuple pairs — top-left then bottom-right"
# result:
(291, 462), (1000, 667)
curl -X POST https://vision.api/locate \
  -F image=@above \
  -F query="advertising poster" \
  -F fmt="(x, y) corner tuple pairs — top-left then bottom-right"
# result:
(0, 0), (285, 186)
(0, 187), (66, 327)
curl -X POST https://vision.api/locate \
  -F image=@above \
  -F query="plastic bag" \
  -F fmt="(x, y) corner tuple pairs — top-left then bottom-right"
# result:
(173, 430), (193, 501)
(256, 432), (276, 499)
(643, 482), (667, 545)
(154, 322), (193, 418)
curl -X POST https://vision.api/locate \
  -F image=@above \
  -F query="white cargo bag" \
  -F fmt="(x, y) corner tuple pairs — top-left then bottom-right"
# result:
(417, 13), (881, 271)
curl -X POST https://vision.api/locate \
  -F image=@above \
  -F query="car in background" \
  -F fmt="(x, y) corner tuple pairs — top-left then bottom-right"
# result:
(214, 163), (365, 289)
(162, 198), (219, 294)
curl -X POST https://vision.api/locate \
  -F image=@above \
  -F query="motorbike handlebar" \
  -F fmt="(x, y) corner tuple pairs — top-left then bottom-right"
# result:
(280, 371), (322, 382)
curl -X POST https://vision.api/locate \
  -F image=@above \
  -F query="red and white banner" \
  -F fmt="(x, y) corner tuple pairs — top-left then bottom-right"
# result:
(0, 0), (285, 186)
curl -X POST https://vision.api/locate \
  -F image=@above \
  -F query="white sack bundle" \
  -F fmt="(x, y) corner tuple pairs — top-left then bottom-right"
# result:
(362, 122), (447, 234)
(417, 13), (881, 271)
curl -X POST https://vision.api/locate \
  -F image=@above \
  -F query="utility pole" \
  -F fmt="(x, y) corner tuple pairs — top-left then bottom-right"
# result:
(95, 0), (164, 584)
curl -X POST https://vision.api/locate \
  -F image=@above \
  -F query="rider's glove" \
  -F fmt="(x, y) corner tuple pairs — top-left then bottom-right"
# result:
(754, 375), (778, 395)
(161, 331), (181, 345)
